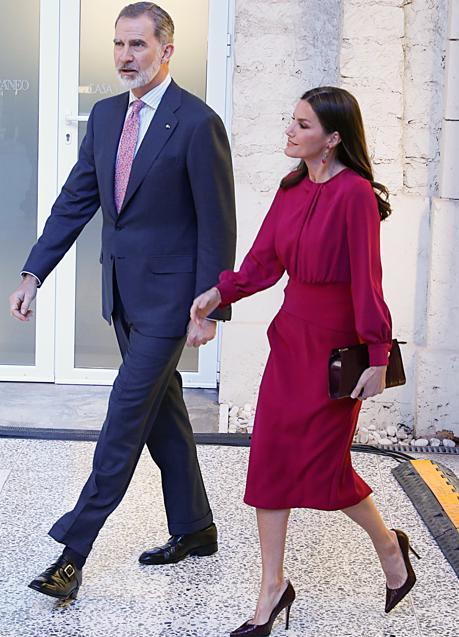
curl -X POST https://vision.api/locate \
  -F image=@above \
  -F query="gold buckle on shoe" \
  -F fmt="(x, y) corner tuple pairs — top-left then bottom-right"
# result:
(63, 564), (75, 578)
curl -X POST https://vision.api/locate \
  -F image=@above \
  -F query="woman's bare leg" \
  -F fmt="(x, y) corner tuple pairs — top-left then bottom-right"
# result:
(342, 495), (408, 588)
(251, 508), (290, 625)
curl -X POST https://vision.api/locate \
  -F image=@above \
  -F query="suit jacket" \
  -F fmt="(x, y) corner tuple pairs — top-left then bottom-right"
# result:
(23, 80), (236, 337)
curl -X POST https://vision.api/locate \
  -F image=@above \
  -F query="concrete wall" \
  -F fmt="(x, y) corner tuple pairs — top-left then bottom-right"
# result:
(219, 0), (456, 438)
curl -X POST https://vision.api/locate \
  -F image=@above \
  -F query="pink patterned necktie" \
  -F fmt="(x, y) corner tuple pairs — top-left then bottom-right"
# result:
(114, 99), (145, 213)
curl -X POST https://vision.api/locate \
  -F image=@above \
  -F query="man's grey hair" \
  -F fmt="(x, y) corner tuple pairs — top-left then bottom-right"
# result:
(116, 2), (174, 44)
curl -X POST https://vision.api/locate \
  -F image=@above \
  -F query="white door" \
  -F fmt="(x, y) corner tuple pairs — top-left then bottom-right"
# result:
(0, 0), (233, 387)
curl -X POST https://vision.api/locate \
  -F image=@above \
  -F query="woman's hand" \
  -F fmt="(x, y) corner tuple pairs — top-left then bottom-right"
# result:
(190, 287), (222, 326)
(350, 365), (387, 400)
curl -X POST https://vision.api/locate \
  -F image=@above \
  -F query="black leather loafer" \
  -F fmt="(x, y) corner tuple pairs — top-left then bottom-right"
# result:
(139, 523), (218, 565)
(28, 556), (82, 600)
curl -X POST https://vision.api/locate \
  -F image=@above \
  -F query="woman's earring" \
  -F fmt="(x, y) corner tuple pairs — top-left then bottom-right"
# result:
(321, 147), (330, 164)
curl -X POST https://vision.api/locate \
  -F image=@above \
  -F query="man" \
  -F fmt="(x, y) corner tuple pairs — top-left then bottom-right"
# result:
(9, 2), (236, 600)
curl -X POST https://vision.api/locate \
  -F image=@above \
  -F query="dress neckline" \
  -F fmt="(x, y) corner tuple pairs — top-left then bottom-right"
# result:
(304, 167), (350, 186)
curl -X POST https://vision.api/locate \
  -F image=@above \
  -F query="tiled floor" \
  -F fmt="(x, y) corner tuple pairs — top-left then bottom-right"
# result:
(0, 439), (457, 637)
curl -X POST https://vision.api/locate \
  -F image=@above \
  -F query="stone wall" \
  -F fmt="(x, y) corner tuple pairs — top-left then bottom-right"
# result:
(219, 0), (342, 409)
(339, 0), (449, 439)
(219, 0), (456, 440)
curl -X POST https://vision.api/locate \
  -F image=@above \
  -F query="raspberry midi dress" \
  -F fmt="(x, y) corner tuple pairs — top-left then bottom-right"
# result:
(216, 168), (392, 510)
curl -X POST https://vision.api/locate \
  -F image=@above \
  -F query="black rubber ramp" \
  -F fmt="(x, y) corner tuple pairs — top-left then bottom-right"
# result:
(392, 459), (459, 578)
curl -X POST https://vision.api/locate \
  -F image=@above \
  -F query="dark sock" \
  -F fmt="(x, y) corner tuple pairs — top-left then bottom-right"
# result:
(62, 547), (86, 570)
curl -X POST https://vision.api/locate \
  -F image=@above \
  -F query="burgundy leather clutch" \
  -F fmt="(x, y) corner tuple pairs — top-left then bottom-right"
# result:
(328, 339), (406, 400)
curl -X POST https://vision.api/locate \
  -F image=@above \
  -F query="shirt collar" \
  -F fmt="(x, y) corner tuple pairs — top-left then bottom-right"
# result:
(128, 74), (172, 110)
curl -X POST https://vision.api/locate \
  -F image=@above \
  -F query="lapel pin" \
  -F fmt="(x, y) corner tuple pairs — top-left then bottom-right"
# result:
(165, 123), (171, 129)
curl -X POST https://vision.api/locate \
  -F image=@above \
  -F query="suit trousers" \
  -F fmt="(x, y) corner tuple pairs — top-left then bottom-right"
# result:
(48, 279), (213, 557)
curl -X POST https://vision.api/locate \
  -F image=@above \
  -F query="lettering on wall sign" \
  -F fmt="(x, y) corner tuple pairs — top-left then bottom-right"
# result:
(79, 83), (114, 95)
(0, 80), (30, 96)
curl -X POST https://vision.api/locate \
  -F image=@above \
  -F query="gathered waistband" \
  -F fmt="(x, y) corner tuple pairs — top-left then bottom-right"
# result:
(281, 279), (356, 331)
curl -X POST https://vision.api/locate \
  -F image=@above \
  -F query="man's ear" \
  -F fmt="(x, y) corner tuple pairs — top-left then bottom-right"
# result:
(161, 43), (174, 64)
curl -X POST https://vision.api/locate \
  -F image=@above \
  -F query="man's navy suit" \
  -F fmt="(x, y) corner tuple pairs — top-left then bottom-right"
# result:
(23, 80), (236, 557)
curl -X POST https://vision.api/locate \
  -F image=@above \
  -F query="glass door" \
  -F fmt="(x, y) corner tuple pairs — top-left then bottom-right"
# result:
(54, 0), (232, 386)
(0, 0), (58, 382)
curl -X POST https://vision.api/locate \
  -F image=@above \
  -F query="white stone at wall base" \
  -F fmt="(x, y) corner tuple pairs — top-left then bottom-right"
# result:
(222, 402), (457, 450)
(386, 425), (397, 437)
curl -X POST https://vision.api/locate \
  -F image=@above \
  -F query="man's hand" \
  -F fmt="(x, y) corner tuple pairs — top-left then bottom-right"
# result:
(190, 287), (221, 327)
(350, 365), (387, 400)
(186, 319), (217, 348)
(9, 275), (38, 322)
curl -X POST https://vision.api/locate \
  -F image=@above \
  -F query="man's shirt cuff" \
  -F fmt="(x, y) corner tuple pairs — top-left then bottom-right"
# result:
(21, 271), (42, 287)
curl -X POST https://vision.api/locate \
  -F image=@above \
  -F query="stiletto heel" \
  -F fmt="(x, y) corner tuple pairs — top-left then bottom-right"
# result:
(409, 545), (421, 560)
(385, 529), (419, 613)
(230, 580), (296, 636)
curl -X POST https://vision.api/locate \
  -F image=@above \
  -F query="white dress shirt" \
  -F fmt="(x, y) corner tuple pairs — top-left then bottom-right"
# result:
(121, 73), (172, 157)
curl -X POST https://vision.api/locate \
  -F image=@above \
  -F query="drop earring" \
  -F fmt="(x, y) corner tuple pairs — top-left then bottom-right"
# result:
(321, 147), (330, 164)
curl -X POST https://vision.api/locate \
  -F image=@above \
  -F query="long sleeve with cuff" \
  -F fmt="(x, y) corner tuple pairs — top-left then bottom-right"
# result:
(345, 179), (392, 366)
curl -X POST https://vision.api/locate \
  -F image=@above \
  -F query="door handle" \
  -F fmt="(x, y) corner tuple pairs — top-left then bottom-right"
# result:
(65, 114), (90, 124)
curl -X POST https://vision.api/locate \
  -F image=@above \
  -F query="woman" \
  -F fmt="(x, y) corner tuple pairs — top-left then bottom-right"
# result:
(190, 87), (419, 636)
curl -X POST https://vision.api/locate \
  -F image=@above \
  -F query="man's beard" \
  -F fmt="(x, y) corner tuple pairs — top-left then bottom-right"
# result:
(117, 56), (162, 90)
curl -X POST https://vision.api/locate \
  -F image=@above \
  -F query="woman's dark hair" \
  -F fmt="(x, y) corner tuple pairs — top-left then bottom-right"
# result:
(280, 86), (391, 221)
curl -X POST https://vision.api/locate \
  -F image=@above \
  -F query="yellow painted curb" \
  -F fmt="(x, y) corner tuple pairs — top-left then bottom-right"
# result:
(411, 459), (459, 530)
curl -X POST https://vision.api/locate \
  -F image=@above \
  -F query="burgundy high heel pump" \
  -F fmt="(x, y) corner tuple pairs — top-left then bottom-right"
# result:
(230, 580), (296, 636)
(385, 528), (420, 613)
